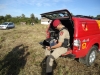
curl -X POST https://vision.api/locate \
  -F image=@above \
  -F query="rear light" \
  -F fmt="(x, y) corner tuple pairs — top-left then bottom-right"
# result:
(73, 39), (81, 50)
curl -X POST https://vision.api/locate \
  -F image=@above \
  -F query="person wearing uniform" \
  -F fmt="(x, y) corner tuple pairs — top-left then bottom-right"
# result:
(45, 19), (70, 75)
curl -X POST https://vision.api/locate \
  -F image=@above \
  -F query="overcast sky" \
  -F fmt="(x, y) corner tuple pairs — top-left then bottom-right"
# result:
(0, 0), (100, 18)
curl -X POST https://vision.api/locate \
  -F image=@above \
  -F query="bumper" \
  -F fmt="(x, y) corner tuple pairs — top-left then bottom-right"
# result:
(0, 27), (7, 29)
(61, 50), (75, 58)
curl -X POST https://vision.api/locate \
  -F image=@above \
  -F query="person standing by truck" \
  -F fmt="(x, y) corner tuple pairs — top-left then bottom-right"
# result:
(45, 19), (70, 75)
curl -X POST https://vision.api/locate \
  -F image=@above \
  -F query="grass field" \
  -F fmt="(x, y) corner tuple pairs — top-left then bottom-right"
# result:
(0, 24), (100, 75)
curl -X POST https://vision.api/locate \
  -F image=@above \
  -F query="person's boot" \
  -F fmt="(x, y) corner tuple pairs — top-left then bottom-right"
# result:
(42, 56), (48, 64)
(40, 56), (48, 68)
(46, 72), (53, 75)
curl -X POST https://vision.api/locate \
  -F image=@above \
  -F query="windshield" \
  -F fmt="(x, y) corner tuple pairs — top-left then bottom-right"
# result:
(1, 22), (8, 25)
(8, 23), (13, 25)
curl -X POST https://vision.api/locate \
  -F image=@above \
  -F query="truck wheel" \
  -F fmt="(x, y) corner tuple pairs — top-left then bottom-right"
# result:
(85, 46), (97, 66)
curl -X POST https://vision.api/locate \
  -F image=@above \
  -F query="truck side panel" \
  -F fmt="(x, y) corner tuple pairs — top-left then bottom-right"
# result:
(73, 35), (100, 58)
(72, 18), (100, 58)
(73, 18), (100, 38)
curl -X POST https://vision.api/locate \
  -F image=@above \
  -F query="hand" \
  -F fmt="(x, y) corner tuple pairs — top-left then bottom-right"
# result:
(46, 46), (51, 50)
(54, 40), (57, 43)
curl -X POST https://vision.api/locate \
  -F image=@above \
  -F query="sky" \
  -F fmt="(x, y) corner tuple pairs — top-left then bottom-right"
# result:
(0, 0), (100, 18)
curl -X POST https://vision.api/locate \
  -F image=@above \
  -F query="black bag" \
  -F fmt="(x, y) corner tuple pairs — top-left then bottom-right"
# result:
(43, 38), (51, 46)
(43, 38), (56, 47)
(62, 39), (69, 48)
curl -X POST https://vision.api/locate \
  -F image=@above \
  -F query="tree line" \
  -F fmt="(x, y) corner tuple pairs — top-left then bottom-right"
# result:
(0, 13), (40, 25)
(0, 13), (100, 25)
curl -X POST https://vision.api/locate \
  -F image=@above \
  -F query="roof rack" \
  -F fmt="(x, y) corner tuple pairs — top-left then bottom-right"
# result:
(74, 15), (93, 19)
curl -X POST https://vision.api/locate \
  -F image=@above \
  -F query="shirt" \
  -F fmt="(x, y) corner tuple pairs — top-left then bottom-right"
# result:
(58, 28), (70, 45)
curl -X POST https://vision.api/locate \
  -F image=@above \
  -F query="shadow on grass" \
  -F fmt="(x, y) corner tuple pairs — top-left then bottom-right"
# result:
(0, 44), (30, 75)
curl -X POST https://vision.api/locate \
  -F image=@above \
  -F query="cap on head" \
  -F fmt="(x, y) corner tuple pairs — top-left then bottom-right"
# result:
(53, 19), (60, 28)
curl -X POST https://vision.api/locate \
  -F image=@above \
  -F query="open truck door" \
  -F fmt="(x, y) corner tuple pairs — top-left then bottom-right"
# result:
(40, 9), (72, 20)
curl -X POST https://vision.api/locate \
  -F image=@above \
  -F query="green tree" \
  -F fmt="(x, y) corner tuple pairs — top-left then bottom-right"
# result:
(30, 13), (35, 23)
(21, 14), (25, 18)
(0, 13), (40, 24)
(96, 15), (100, 19)
(35, 17), (39, 23)
(0, 16), (4, 23)
(5, 14), (12, 21)
(0, 16), (4, 20)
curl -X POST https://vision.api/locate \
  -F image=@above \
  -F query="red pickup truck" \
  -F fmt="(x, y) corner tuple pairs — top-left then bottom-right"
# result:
(41, 9), (100, 66)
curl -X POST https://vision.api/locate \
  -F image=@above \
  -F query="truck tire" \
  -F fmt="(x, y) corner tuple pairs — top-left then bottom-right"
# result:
(85, 46), (97, 66)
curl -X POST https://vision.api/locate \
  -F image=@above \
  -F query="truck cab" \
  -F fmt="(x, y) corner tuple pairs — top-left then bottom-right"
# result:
(41, 9), (100, 66)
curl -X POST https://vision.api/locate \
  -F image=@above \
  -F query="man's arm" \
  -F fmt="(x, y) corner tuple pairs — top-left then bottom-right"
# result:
(51, 42), (62, 49)
(46, 42), (62, 50)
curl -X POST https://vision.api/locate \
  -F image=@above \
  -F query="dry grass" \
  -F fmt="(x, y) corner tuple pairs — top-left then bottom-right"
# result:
(0, 24), (100, 75)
